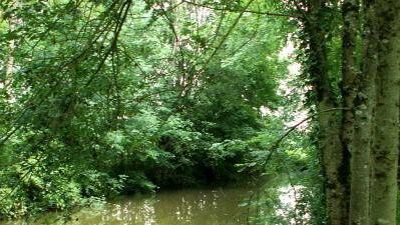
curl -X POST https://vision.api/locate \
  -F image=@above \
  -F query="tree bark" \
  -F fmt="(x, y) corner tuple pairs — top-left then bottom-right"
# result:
(347, 0), (378, 224)
(304, 1), (349, 224)
(370, 1), (400, 225)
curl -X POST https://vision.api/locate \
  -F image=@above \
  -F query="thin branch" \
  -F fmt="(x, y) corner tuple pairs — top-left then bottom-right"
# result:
(203, 0), (256, 67)
(84, 0), (132, 86)
(263, 107), (349, 165)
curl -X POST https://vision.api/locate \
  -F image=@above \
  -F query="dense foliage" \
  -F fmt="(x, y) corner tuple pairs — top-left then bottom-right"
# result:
(0, 0), (307, 221)
(2, 0), (398, 224)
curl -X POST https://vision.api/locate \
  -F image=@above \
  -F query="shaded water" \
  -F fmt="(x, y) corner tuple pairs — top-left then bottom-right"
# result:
(6, 185), (254, 225)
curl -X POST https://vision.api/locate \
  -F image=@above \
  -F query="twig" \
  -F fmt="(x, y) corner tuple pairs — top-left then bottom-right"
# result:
(264, 108), (348, 165)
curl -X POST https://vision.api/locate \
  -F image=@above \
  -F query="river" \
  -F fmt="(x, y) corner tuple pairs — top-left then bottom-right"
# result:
(4, 185), (255, 225)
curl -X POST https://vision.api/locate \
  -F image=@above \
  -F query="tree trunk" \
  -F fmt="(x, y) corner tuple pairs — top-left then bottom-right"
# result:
(370, 1), (400, 225)
(305, 1), (349, 224)
(340, 0), (359, 222)
(318, 100), (348, 225)
(347, 0), (378, 224)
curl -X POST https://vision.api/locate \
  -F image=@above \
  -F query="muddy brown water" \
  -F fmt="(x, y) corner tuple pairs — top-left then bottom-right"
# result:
(5, 185), (255, 225)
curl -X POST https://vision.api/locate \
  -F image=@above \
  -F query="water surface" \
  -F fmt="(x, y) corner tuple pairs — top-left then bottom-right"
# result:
(6, 185), (254, 225)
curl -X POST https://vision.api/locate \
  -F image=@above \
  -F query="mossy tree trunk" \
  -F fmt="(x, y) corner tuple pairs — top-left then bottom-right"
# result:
(347, 0), (378, 224)
(304, 1), (349, 224)
(370, 1), (400, 225)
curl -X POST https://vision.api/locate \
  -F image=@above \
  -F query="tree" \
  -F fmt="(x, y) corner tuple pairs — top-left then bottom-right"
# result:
(370, 1), (400, 224)
(346, 0), (375, 223)
(297, 0), (348, 223)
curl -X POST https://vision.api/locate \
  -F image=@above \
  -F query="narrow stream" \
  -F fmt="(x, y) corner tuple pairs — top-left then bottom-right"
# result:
(5, 185), (255, 225)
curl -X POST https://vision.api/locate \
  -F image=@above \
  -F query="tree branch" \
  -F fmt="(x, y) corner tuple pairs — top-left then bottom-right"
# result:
(263, 107), (349, 165)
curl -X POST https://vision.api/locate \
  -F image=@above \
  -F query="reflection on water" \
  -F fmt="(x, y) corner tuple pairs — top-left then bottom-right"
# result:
(7, 186), (253, 225)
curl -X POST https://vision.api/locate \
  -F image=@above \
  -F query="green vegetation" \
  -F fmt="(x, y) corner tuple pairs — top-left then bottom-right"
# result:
(0, 0), (399, 224)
